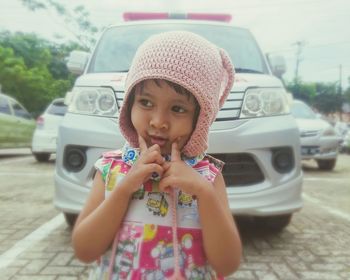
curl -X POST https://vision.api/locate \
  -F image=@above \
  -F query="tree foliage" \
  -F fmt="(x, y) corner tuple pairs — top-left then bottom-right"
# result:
(286, 79), (316, 103)
(313, 93), (344, 114)
(344, 77), (350, 105)
(286, 78), (348, 115)
(0, 1), (101, 117)
(0, 31), (76, 116)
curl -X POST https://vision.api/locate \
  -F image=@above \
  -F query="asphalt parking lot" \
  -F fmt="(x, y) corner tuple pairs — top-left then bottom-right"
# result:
(0, 152), (350, 280)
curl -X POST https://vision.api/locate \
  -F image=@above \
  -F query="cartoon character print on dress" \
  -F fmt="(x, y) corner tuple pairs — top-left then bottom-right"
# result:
(112, 223), (143, 280)
(132, 187), (146, 200)
(178, 191), (196, 208)
(140, 225), (185, 278)
(146, 192), (169, 217)
(92, 145), (225, 280)
(139, 225), (217, 279)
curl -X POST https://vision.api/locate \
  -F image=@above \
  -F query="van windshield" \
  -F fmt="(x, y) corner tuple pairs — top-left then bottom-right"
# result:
(88, 23), (268, 74)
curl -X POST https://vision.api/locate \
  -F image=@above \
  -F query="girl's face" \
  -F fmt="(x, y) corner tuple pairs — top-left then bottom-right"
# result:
(131, 80), (198, 155)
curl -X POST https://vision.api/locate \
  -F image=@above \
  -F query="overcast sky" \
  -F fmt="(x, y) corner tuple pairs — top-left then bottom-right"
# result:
(1, 0), (349, 89)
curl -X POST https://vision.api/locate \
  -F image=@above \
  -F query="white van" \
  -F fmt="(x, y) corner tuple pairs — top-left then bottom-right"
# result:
(55, 14), (303, 230)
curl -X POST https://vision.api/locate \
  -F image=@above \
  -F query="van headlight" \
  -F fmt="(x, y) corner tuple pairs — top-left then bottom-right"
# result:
(240, 88), (290, 118)
(66, 87), (118, 117)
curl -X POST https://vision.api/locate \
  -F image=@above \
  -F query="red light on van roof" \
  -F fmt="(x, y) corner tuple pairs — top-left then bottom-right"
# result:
(123, 12), (232, 22)
(187, 13), (231, 22)
(123, 12), (168, 21)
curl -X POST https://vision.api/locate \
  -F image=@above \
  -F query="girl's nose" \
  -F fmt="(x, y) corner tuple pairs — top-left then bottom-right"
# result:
(150, 111), (169, 130)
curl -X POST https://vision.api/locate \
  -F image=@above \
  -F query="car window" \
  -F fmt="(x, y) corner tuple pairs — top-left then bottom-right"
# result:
(291, 102), (317, 119)
(88, 23), (268, 74)
(0, 96), (11, 115)
(10, 100), (32, 120)
(47, 100), (67, 116)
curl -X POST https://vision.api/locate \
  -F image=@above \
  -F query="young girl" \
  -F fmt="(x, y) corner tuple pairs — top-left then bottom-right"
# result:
(72, 31), (242, 280)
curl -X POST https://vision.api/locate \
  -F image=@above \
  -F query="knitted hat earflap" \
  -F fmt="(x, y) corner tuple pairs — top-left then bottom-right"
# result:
(218, 48), (235, 109)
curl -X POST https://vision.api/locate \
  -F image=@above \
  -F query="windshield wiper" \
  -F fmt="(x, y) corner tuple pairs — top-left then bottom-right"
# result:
(235, 68), (263, 74)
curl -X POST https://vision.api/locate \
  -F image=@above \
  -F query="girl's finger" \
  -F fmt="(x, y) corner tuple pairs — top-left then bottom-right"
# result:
(148, 143), (161, 154)
(142, 150), (164, 165)
(171, 142), (181, 162)
(138, 135), (148, 154)
(158, 178), (173, 193)
(161, 161), (171, 171)
(158, 176), (175, 192)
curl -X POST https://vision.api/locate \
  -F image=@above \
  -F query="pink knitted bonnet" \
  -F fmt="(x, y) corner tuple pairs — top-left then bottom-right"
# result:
(119, 31), (234, 157)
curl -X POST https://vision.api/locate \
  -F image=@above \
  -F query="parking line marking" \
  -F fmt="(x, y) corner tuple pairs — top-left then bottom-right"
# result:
(0, 157), (33, 165)
(0, 214), (65, 269)
(0, 172), (53, 177)
(303, 193), (350, 222)
(304, 177), (350, 182)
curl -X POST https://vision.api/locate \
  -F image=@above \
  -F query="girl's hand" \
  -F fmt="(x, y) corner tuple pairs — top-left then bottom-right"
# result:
(159, 142), (211, 196)
(122, 135), (164, 195)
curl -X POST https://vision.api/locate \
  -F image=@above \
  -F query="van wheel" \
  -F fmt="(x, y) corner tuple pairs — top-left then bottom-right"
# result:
(254, 214), (292, 231)
(317, 159), (336, 170)
(33, 153), (50, 162)
(64, 213), (78, 228)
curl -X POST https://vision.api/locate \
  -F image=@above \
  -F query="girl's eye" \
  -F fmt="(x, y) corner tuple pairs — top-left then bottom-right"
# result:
(172, 106), (186, 113)
(139, 99), (153, 107)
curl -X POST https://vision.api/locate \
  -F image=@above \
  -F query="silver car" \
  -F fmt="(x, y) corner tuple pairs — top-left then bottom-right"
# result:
(291, 99), (340, 170)
(340, 129), (350, 153)
(31, 98), (67, 162)
(55, 18), (303, 230)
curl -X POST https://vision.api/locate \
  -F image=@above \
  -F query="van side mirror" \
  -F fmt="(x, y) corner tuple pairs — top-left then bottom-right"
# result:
(267, 55), (286, 78)
(66, 51), (90, 75)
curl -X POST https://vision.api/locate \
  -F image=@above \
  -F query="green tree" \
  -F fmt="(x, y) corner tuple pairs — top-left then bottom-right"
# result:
(0, 31), (51, 68)
(286, 78), (348, 115)
(286, 79), (316, 103)
(0, 32), (75, 116)
(311, 82), (344, 114)
(313, 93), (344, 115)
(344, 77), (350, 104)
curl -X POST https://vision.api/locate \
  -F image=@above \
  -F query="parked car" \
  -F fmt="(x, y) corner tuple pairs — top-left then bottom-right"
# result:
(334, 121), (350, 153)
(0, 92), (35, 149)
(291, 99), (340, 170)
(31, 98), (67, 162)
(55, 13), (303, 229)
(340, 129), (350, 153)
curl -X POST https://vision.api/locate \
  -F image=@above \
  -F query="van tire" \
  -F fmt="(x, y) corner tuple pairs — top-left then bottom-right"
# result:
(33, 153), (50, 162)
(64, 213), (78, 228)
(317, 159), (336, 170)
(255, 214), (292, 231)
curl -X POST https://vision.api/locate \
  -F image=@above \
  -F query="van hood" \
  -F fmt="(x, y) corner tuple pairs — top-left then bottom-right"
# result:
(294, 118), (330, 132)
(75, 73), (128, 91)
(74, 72), (284, 92)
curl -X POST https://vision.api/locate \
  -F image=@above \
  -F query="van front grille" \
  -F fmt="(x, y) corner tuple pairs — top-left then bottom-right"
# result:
(210, 153), (264, 187)
(300, 130), (320, 137)
(215, 91), (244, 122)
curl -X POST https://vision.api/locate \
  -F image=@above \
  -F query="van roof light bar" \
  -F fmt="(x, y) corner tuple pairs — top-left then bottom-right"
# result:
(123, 12), (232, 22)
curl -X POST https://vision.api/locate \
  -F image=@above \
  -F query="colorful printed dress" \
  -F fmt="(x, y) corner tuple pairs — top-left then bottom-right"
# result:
(88, 145), (225, 280)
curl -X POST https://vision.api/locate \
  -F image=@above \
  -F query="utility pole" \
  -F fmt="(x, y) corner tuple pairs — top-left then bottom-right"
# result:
(293, 41), (306, 83)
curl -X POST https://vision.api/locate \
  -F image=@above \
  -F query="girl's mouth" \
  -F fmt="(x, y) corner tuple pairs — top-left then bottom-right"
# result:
(149, 136), (167, 147)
